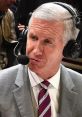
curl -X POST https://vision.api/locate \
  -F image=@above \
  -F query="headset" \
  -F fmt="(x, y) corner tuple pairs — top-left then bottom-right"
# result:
(14, 28), (29, 65)
(14, 2), (81, 65)
(53, 2), (81, 58)
(53, 2), (80, 28)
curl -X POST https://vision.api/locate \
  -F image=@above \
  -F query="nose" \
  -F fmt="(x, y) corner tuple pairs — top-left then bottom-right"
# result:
(33, 42), (44, 56)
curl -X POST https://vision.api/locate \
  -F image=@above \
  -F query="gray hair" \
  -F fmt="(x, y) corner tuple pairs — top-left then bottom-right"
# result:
(28, 2), (80, 46)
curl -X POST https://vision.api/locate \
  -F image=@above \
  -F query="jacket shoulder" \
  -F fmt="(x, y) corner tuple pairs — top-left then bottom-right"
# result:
(0, 64), (21, 85)
(61, 65), (82, 87)
(0, 64), (24, 110)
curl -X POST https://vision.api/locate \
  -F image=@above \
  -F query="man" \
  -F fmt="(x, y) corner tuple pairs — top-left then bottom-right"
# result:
(0, 2), (82, 117)
(0, 0), (17, 69)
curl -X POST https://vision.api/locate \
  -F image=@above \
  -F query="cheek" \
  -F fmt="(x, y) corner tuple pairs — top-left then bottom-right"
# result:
(46, 49), (63, 69)
(26, 41), (31, 54)
(26, 46), (30, 55)
(44, 50), (55, 65)
(47, 46), (63, 62)
(26, 40), (34, 55)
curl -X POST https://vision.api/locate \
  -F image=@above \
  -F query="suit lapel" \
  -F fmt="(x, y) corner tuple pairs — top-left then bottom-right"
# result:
(12, 65), (79, 117)
(13, 65), (35, 117)
(58, 65), (78, 117)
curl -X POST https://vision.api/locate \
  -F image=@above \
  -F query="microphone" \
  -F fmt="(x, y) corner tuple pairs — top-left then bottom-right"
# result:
(17, 55), (29, 65)
(14, 41), (29, 65)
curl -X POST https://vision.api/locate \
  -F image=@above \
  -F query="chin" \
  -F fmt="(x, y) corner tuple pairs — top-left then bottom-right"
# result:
(28, 63), (42, 73)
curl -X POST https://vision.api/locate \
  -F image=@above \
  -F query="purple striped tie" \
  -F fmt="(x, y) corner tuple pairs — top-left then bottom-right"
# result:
(38, 80), (51, 117)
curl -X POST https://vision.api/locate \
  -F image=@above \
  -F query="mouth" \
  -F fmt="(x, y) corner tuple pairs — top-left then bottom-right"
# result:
(30, 58), (40, 62)
(30, 58), (43, 64)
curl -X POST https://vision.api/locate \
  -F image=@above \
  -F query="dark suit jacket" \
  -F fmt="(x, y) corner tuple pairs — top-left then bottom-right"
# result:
(0, 64), (82, 117)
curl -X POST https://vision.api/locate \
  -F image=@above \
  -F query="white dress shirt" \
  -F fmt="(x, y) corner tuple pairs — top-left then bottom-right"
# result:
(28, 67), (60, 117)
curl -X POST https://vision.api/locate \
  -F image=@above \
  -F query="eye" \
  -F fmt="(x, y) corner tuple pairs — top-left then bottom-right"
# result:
(29, 34), (38, 41)
(44, 39), (53, 45)
(32, 35), (37, 41)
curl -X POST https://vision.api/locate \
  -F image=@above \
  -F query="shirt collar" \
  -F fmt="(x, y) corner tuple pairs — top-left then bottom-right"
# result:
(28, 67), (60, 90)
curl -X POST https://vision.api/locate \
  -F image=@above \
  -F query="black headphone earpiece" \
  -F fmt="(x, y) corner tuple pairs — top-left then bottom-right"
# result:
(14, 28), (29, 65)
(53, 2), (81, 58)
(18, 28), (28, 55)
(63, 39), (81, 58)
(53, 2), (80, 29)
(18, 28), (28, 43)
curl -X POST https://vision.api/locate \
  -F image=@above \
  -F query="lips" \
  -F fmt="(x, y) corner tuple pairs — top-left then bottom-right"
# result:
(30, 58), (40, 62)
(30, 58), (43, 64)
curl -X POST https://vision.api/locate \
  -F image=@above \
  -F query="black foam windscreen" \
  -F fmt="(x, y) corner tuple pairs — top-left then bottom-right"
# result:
(17, 55), (29, 65)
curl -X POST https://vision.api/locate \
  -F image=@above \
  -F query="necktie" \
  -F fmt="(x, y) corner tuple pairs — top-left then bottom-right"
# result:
(38, 80), (51, 117)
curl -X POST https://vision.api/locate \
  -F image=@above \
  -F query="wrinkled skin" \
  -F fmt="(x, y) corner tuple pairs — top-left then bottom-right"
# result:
(26, 18), (65, 79)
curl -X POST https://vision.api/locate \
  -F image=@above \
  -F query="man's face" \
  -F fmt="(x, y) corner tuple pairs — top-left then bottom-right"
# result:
(0, 0), (16, 12)
(26, 18), (64, 79)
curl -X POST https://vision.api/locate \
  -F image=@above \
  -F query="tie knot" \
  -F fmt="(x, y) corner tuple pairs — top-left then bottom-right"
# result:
(40, 80), (50, 89)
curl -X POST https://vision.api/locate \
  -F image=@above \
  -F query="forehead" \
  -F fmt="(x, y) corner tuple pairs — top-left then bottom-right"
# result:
(29, 18), (64, 29)
(29, 18), (64, 36)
